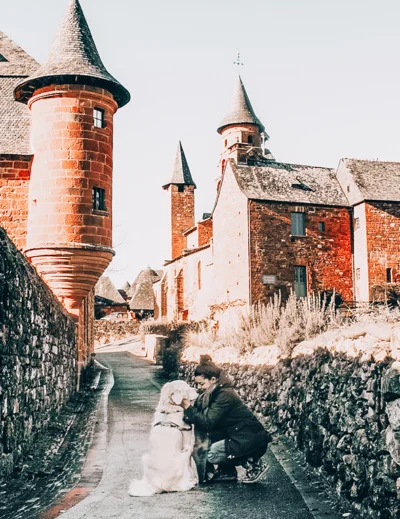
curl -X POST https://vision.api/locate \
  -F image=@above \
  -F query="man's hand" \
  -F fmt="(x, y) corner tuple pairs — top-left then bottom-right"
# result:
(180, 398), (191, 410)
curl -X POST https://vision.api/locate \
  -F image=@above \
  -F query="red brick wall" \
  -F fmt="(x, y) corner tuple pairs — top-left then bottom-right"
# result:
(169, 185), (195, 259)
(0, 155), (32, 250)
(365, 202), (400, 291)
(27, 84), (117, 250)
(249, 201), (354, 303)
(198, 218), (213, 247)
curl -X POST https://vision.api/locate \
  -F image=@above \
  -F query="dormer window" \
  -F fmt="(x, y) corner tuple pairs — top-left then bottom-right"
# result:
(93, 108), (105, 128)
(92, 187), (106, 211)
(0, 54), (8, 62)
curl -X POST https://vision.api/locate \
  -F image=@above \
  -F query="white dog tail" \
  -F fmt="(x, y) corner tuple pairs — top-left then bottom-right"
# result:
(129, 478), (156, 497)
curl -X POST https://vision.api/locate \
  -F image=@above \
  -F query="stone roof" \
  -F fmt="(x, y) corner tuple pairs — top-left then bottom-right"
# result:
(14, 0), (130, 108)
(230, 159), (350, 206)
(217, 76), (265, 134)
(94, 276), (126, 306)
(342, 159), (400, 203)
(129, 280), (155, 311)
(0, 32), (39, 155)
(127, 268), (161, 298)
(162, 142), (196, 189)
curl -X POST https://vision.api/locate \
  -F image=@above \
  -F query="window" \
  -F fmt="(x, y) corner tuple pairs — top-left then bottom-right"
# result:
(318, 222), (325, 233)
(294, 266), (307, 297)
(92, 187), (106, 211)
(93, 108), (105, 128)
(238, 154), (247, 164)
(291, 212), (306, 236)
(224, 139), (228, 147)
(177, 185), (185, 192)
(248, 135), (253, 144)
(0, 54), (8, 62)
(355, 217), (360, 230)
(356, 268), (361, 280)
(387, 268), (393, 283)
(347, 185), (350, 193)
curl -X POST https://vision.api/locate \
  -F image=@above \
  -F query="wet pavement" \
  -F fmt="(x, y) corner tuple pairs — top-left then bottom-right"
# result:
(46, 350), (346, 519)
(2, 342), (352, 519)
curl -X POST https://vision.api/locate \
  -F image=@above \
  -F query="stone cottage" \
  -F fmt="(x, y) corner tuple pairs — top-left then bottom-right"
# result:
(154, 76), (400, 324)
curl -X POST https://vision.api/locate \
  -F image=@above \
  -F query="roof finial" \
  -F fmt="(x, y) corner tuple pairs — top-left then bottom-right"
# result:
(233, 50), (243, 69)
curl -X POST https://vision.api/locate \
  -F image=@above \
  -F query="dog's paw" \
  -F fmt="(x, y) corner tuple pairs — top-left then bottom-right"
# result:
(129, 479), (155, 497)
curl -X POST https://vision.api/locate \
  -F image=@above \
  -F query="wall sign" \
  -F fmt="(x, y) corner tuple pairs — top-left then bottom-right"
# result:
(262, 275), (277, 285)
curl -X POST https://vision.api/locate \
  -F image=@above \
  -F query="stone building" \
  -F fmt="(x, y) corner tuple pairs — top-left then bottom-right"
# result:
(128, 267), (162, 320)
(154, 76), (400, 324)
(0, 0), (130, 379)
(94, 276), (128, 319)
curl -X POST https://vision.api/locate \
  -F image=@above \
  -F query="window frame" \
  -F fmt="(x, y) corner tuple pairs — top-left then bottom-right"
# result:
(291, 212), (306, 236)
(92, 186), (106, 212)
(93, 107), (105, 129)
(294, 265), (307, 298)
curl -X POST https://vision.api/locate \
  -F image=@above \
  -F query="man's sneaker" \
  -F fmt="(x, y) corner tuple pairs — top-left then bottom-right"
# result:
(209, 466), (238, 483)
(242, 459), (270, 484)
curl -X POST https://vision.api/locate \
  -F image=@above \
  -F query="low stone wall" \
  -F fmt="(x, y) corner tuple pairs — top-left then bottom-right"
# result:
(180, 352), (400, 518)
(0, 229), (77, 476)
(94, 320), (140, 346)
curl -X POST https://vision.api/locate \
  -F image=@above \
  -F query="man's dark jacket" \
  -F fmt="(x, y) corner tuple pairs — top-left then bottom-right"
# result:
(183, 371), (269, 461)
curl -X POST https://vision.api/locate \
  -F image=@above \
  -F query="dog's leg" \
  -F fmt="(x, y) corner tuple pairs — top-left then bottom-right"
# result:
(192, 428), (210, 484)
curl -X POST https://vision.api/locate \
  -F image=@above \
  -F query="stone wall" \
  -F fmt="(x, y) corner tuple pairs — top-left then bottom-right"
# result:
(249, 201), (354, 304)
(0, 154), (32, 251)
(169, 184), (195, 259)
(366, 202), (400, 293)
(180, 353), (400, 518)
(0, 228), (77, 476)
(94, 320), (140, 346)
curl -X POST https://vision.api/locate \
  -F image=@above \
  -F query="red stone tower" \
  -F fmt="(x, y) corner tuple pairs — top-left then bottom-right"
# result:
(217, 76), (273, 180)
(14, 0), (130, 316)
(162, 142), (196, 259)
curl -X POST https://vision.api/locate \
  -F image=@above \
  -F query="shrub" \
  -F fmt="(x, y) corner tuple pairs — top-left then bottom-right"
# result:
(162, 342), (185, 379)
(139, 319), (202, 342)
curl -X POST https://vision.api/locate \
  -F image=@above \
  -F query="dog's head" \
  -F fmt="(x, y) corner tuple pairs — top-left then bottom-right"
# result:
(156, 380), (198, 413)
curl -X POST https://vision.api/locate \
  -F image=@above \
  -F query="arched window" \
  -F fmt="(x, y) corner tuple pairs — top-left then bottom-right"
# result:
(197, 261), (202, 290)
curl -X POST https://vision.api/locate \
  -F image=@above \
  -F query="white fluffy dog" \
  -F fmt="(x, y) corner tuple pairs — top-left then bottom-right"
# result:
(129, 380), (199, 496)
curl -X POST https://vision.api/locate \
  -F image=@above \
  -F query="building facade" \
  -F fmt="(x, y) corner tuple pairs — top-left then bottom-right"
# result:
(0, 0), (130, 378)
(155, 76), (400, 325)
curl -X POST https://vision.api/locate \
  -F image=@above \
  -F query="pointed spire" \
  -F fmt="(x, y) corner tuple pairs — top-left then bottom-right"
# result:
(15, 0), (130, 107)
(217, 75), (265, 134)
(162, 142), (197, 189)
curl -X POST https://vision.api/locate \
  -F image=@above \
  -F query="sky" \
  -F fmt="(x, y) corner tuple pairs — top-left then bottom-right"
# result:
(3, 0), (400, 288)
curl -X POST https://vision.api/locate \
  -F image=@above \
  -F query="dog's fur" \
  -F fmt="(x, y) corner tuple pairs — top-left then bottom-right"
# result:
(129, 380), (199, 496)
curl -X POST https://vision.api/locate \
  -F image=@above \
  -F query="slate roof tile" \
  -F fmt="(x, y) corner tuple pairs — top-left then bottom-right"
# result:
(230, 159), (349, 206)
(15, 0), (130, 107)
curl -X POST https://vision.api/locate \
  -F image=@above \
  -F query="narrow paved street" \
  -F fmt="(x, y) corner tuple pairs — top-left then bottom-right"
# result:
(43, 349), (345, 519)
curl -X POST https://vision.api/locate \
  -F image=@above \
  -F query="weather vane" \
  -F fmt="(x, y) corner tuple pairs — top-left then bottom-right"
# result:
(233, 50), (243, 68)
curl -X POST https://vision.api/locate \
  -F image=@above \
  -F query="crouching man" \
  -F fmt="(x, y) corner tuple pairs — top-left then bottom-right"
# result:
(180, 358), (270, 484)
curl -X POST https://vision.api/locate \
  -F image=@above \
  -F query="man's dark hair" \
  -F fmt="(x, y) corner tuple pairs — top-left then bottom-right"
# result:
(195, 361), (221, 380)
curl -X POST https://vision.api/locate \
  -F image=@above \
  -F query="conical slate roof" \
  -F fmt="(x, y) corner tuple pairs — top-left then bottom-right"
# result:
(127, 268), (161, 297)
(95, 276), (126, 306)
(162, 142), (196, 189)
(217, 76), (265, 134)
(14, 0), (130, 107)
(129, 280), (155, 311)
